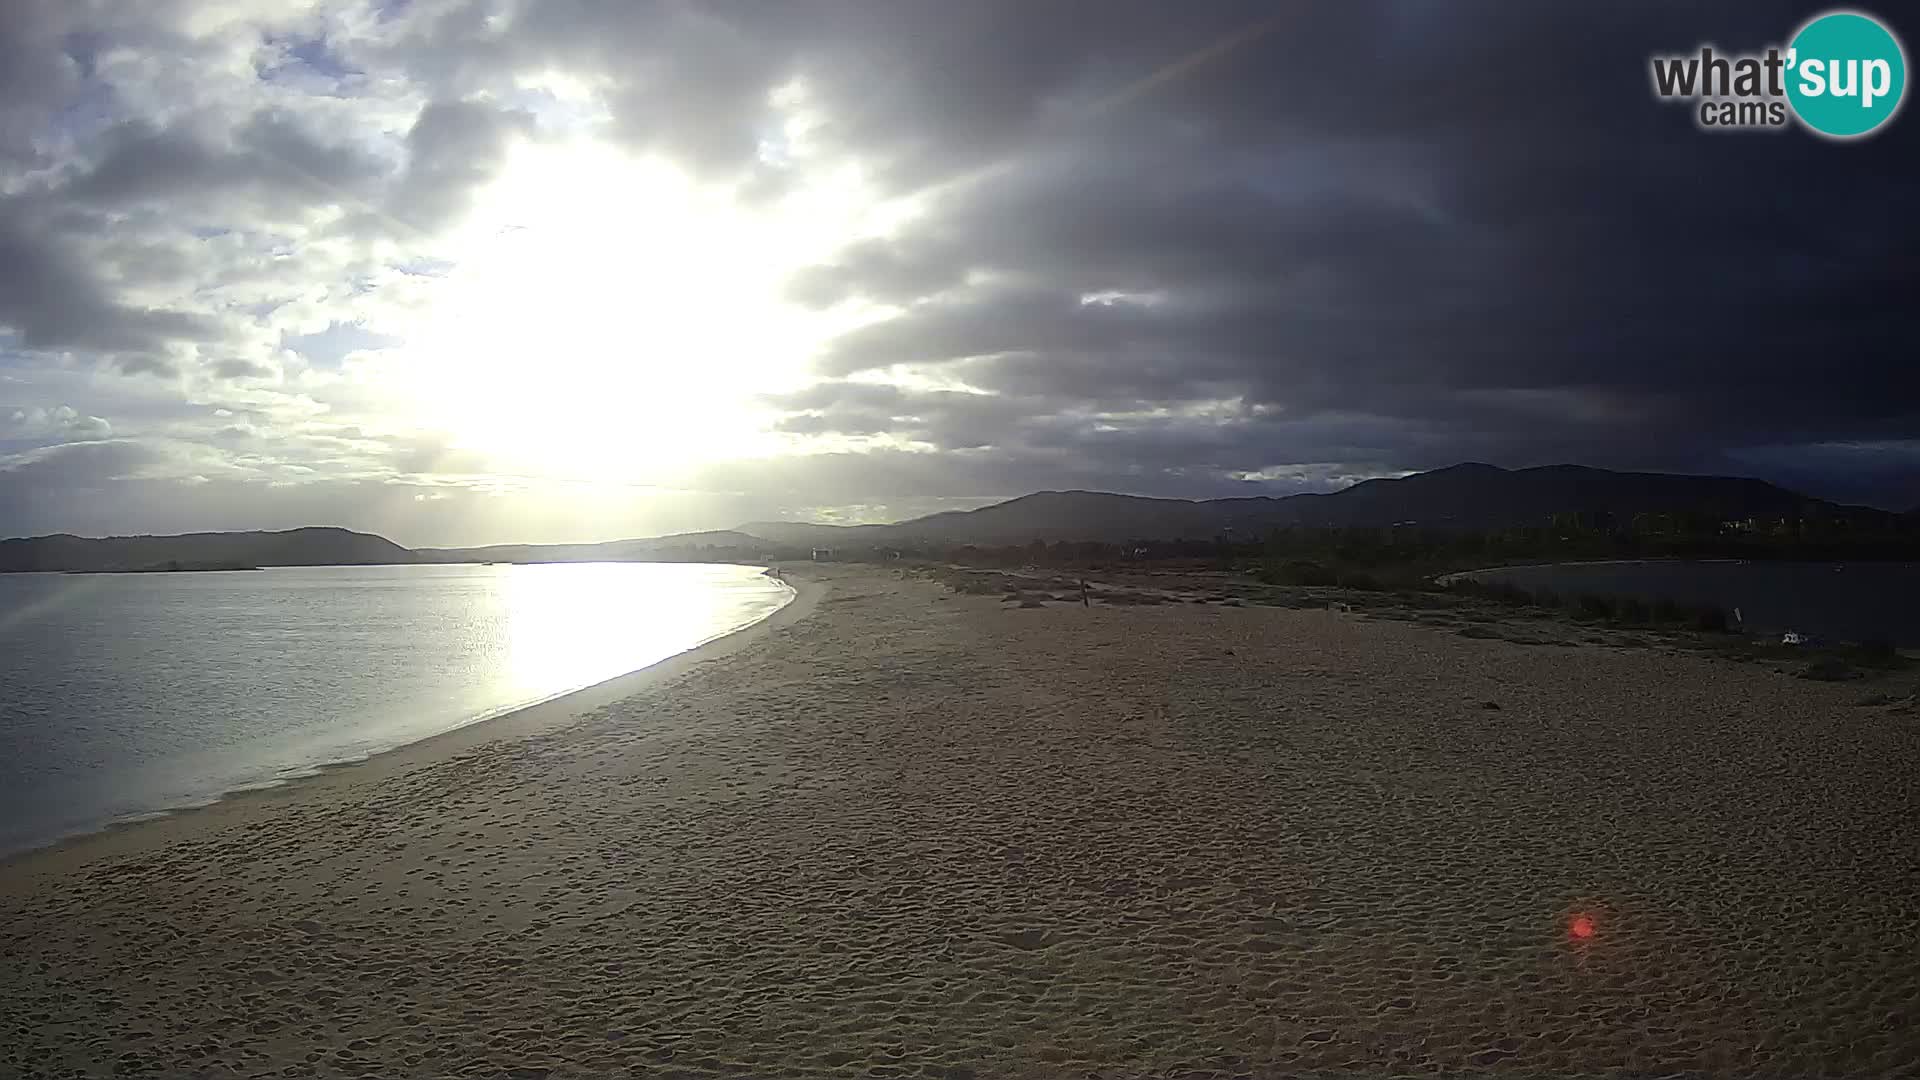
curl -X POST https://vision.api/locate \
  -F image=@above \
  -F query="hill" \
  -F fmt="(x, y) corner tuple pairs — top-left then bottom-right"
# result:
(735, 464), (1879, 545)
(731, 520), (899, 547)
(0, 527), (412, 573)
(5, 464), (1898, 572)
(1272, 462), (1828, 531)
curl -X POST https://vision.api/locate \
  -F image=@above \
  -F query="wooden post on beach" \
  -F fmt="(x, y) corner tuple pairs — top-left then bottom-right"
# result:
(1079, 578), (1089, 607)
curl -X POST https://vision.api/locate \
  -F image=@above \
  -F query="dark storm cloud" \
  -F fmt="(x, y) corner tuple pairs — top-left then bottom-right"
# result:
(749, 1), (1920, 505)
(0, 1), (84, 164)
(4, 0), (1918, 540)
(782, 237), (968, 309)
(0, 440), (157, 527)
(64, 113), (387, 220)
(770, 381), (1037, 449)
(0, 199), (217, 365)
(490, 1), (1215, 186)
(357, 0), (1919, 511)
(387, 99), (531, 232)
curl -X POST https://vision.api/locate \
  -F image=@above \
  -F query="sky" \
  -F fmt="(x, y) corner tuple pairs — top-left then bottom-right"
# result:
(0, 1), (1915, 546)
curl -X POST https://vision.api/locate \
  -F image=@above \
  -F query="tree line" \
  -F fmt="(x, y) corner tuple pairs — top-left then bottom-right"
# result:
(826, 512), (1920, 581)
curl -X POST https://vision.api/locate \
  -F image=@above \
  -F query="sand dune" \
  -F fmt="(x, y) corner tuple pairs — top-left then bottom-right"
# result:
(3, 565), (1916, 1078)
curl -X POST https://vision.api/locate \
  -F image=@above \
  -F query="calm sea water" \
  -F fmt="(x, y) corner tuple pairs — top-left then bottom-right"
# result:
(1460, 561), (1920, 646)
(0, 562), (791, 856)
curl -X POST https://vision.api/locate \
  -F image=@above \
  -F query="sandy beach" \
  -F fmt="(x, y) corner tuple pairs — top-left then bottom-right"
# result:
(3, 565), (1916, 1078)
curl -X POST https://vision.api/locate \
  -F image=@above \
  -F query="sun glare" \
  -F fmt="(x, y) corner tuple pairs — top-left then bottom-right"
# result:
(399, 140), (881, 483)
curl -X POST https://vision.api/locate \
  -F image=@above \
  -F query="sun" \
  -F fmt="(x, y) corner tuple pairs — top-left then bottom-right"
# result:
(397, 138), (882, 484)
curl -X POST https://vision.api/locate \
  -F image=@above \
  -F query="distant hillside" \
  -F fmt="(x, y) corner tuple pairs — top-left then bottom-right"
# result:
(414, 530), (769, 564)
(6, 464), (1895, 572)
(1, 527), (775, 573)
(894, 490), (1234, 544)
(731, 520), (895, 546)
(0, 527), (411, 573)
(1272, 462), (1831, 531)
(736, 464), (1879, 545)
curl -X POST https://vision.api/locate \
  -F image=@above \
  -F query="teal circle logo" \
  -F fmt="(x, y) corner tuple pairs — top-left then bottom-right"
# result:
(1786, 11), (1907, 137)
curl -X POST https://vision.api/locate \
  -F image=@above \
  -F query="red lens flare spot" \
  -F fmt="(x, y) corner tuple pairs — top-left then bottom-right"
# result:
(1568, 915), (1597, 940)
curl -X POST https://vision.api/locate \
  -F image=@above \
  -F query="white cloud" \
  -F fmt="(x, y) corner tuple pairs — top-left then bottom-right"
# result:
(1, 1), (1912, 541)
(2, 404), (112, 440)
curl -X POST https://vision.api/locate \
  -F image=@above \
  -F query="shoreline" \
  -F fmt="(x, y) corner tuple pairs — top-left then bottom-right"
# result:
(1430, 558), (1920, 647)
(1435, 554), (1920, 585)
(1431, 555), (1747, 585)
(5, 565), (1914, 1077)
(1, 571), (819, 876)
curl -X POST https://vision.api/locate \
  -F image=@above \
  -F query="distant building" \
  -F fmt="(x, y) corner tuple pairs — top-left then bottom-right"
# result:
(811, 547), (833, 561)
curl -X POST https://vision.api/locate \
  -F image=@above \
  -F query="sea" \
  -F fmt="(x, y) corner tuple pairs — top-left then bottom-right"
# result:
(1454, 560), (1920, 647)
(0, 562), (792, 857)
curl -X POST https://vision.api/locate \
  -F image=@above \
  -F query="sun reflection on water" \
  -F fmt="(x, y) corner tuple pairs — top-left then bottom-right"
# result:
(497, 563), (785, 708)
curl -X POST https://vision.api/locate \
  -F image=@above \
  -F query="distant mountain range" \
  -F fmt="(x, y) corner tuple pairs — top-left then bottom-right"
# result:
(0, 526), (763, 574)
(742, 463), (1885, 545)
(0, 527), (412, 574)
(1, 464), (1903, 572)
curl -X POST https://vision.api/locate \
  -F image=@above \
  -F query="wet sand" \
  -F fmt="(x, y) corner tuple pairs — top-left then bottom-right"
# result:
(3, 565), (1916, 1078)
